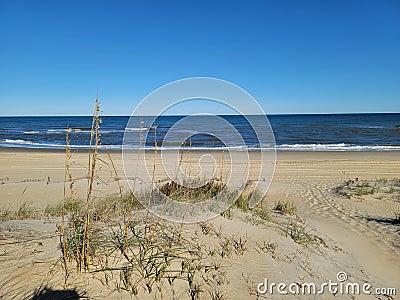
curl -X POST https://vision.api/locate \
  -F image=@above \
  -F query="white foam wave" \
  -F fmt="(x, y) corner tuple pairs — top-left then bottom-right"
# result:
(125, 127), (151, 131)
(275, 143), (400, 151)
(1, 139), (400, 151)
(0, 139), (120, 150)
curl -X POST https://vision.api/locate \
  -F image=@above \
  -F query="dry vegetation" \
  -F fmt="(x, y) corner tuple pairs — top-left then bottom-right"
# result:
(158, 179), (225, 203)
(335, 178), (400, 200)
(39, 99), (253, 299)
(0, 99), (340, 299)
(335, 178), (400, 225)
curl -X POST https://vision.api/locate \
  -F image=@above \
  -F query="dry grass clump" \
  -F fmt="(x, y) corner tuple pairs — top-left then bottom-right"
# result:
(60, 215), (236, 299)
(90, 192), (142, 222)
(252, 208), (272, 222)
(16, 202), (39, 219)
(0, 208), (11, 221)
(217, 235), (248, 258)
(1, 192), (141, 222)
(63, 215), (106, 268)
(44, 198), (83, 216)
(234, 193), (251, 212)
(273, 201), (296, 215)
(256, 241), (278, 255)
(157, 181), (267, 224)
(52, 97), (243, 298)
(356, 184), (376, 196)
(219, 190), (268, 222)
(335, 178), (400, 200)
(0, 201), (39, 221)
(159, 179), (224, 203)
(336, 178), (400, 227)
(285, 221), (316, 246)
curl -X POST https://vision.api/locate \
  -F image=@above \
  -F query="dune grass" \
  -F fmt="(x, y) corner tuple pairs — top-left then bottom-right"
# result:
(273, 201), (296, 215)
(159, 179), (224, 203)
(44, 198), (83, 216)
(285, 222), (316, 246)
(336, 178), (400, 199)
(47, 99), (241, 298)
(0, 201), (38, 221)
(0, 97), (336, 298)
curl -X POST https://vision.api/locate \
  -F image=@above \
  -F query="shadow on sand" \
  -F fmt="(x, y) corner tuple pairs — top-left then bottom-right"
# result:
(365, 216), (400, 226)
(29, 287), (84, 300)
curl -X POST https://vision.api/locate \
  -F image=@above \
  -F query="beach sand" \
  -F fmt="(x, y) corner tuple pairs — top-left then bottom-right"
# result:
(0, 149), (399, 299)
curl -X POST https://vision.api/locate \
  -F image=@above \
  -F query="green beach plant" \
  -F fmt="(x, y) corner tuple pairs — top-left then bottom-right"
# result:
(285, 222), (316, 246)
(274, 200), (296, 215)
(257, 241), (278, 255)
(335, 178), (400, 200)
(44, 197), (82, 216)
(16, 201), (38, 219)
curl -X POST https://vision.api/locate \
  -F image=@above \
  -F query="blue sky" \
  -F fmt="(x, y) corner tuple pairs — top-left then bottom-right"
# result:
(0, 0), (399, 115)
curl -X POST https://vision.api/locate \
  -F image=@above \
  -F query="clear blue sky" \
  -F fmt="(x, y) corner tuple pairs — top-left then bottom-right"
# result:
(0, 0), (399, 115)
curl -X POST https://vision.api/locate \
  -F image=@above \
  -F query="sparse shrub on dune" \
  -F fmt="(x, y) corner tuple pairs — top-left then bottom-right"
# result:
(159, 179), (224, 203)
(285, 221), (316, 246)
(335, 178), (400, 200)
(273, 201), (296, 215)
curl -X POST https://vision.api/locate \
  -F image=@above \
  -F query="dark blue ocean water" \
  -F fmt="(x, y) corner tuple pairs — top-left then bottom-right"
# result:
(0, 113), (399, 151)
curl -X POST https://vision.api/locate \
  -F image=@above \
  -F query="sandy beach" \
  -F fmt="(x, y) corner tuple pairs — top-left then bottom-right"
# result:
(0, 149), (399, 299)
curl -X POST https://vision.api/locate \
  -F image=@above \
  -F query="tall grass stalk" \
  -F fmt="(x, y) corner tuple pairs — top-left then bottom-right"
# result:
(61, 129), (71, 276)
(106, 150), (130, 249)
(81, 95), (101, 271)
(179, 139), (193, 238)
(145, 125), (158, 239)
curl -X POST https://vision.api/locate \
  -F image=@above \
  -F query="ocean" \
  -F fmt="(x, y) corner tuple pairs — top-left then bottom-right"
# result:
(0, 113), (399, 151)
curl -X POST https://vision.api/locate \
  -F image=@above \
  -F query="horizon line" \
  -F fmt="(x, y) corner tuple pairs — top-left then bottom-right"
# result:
(0, 112), (399, 117)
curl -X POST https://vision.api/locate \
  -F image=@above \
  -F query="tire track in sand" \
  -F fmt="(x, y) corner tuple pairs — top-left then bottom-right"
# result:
(293, 179), (399, 257)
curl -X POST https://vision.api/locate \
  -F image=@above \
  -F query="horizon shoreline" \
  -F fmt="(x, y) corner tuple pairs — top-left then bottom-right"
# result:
(1, 112), (399, 117)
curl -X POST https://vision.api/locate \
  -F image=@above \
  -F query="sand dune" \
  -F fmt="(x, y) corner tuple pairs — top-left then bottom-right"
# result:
(0, 149), (399, 299)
